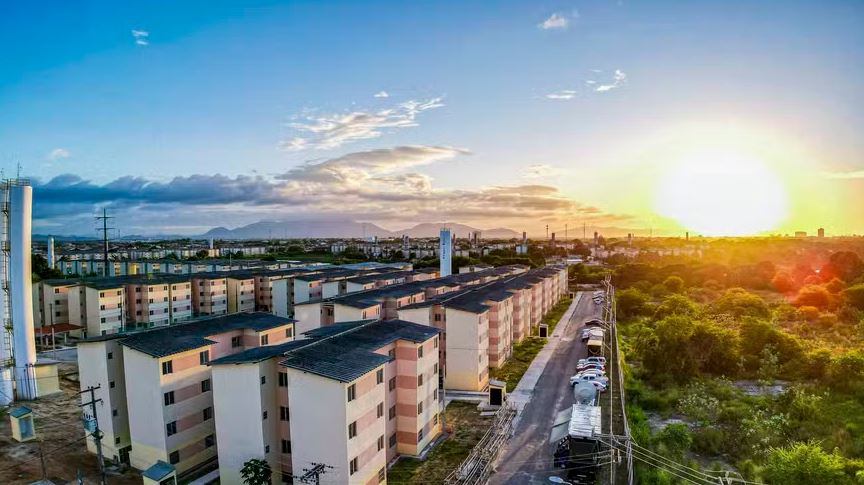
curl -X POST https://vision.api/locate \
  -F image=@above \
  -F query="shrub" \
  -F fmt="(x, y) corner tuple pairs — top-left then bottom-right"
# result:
(795, 285), (833, 310)
(663, 275), (685, 293)
(763, 441), (849, 485)
(842, 284), (864, 311)
(692, 427), (727, 456)
(617, 288), (651, 318)
(656, 423), (693, 459)
(710, 288), (770, 319)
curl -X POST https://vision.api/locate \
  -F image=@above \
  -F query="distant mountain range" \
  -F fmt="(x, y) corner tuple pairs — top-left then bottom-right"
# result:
(202, 220), (521, 240)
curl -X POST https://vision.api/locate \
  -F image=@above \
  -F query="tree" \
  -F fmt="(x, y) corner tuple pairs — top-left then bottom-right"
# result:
(662, 275), (685, 293)
(195, 249), (209, 259)
(653, 294), (699, 320)
(32, 254), (63, 281)
(616, 288), (650, 318)
(762, 442), (848, 485)
(240, 458), (272, 485)
(841, 284), (864, 311)
(656, 424), (692, 459)
(794, 285), (832, 310)
(709, 288), (770, 319)
(771, 272), (796, 293)
(821, 251), (864, 284)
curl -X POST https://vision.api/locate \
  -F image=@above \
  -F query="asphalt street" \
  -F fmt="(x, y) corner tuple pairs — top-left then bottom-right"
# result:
(490, 293), (602, 485)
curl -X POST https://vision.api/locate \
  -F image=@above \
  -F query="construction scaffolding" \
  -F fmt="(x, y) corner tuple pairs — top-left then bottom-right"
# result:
(445, 403), (517, 484)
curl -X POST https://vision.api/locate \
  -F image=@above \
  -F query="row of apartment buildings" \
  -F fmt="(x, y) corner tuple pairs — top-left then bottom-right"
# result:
(75, 264), (568, 483)
(78, 312), (441, 484)
(34, 265), (432, 338)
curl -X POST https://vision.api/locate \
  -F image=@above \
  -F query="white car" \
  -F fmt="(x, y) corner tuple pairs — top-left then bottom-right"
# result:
(574, 369), (606, 377)
(570, 373), (609, 387)
(578, 356), (606, 366)
(575, 363), (605, 373)
(570, 376), (608, 391)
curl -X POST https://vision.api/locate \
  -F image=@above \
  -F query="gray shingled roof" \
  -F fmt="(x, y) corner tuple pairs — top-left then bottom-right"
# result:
(119, 312), (294, 358)
(280, 319), (440, 382)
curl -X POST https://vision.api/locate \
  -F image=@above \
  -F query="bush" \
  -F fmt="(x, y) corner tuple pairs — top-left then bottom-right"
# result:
(795, 285), (833, 310)
(653, 294), (700, 320)
(692, 427), (727, 456)
(842, 284), (864, 311)
(663, 275), (685, 293)
(617, 288), (651, 318)
(710, 288), (770, 319)
(656, 423), (693, 459)
(763, 441), (850, 485)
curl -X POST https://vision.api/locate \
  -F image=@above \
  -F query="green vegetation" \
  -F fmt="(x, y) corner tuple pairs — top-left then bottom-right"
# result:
(612, 246), (864, 484)
(388, 402), (491, 484)
(240, 458), (271, 485)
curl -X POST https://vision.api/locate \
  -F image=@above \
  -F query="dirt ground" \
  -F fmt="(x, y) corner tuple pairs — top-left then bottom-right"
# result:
(0, 362), (141, 485)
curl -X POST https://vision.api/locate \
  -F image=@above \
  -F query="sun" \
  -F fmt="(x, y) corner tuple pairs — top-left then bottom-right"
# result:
(654, 150), (789, 236)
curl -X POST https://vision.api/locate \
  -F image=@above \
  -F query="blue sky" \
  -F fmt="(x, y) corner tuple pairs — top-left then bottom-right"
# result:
(2, 0), (862, 236)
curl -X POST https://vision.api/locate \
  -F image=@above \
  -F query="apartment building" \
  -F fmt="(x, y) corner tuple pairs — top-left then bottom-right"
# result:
(125, 276), (193, 328)
(211, 319), (441, 484)
(32, 279), (76, 328)
(191, 274), (229, 316)
(226, 273), (256, 313)
(77, 312), (296, 480)
(68, 280), (127, 337)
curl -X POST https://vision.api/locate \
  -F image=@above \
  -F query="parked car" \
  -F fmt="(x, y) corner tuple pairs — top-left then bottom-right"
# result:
(573, 368), (606, 376)
(584, 319), (604, 327)
(570, 374), (609, 390)
(578, 356), (606, 366)
(575, 363), (605, 372)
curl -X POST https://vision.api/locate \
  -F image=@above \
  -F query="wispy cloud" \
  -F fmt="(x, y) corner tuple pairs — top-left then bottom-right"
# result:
(539, 13), (569, 30)
(545, 90), (577, 100)
(131, 30), (149, 46)
(49, 148), (70, 160)
(593, 69), (627, 93)
(822, 170), (864, 180)
(281, 97), (444, 151)
(373, 91), (389, 98)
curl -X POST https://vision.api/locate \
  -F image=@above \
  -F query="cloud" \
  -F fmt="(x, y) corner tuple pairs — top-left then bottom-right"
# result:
(131, 29), (149, 46)
(49, 148), (70, 160)
(593, 69), (627, 93)
(281, 97), (444, 151)
(373, 91), (389, 98)
(539, 13), (569, 30)
(545, 90), (577, 100)
(822, 170), (864, 180)
(30, 145), (628, 236)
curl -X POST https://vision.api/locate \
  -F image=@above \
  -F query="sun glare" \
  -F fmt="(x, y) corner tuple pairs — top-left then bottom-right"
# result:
(654, 151), (788, 236)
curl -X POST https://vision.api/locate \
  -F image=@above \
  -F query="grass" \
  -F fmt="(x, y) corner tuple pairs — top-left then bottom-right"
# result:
(388, 402), (491, 484)
(490, 296), (574, 392)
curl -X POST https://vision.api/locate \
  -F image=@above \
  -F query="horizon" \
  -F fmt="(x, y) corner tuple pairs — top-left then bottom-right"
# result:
(2, 0), (863, 237)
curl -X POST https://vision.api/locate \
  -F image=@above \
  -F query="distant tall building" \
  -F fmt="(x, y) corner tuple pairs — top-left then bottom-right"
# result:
(794, 231), (807, 238)
(818, 228), (825, 238)
(593, 231), (599, 247)
(685, 231), (689, 242)
(551, 232), (556, 247)
(522, 231), (527, 245)
(439, 228), (452, 277)
(627, 233), (633, 246)
(47, 236), (55, 268)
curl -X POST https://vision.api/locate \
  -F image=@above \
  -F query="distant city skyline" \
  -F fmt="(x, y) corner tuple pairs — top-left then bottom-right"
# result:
(2, 0), (862, 237)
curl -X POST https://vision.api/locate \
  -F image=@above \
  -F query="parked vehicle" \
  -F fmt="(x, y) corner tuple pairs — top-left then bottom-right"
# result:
(569, 373), (609, 387)
(584, 318), (604, 327)
(575, 364), (605, 373)
(578, 356), (606, 366)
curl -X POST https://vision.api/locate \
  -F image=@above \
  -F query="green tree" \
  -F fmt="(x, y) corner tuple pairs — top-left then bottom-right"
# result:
(763, 442), (848, 485)
(240, 458), (272, 485)
(709, 288), (770, 319)
(771, 271), (796, 293)
(617, 288), (650, 318)
(821, 251), (864, 284)
(656, 424), (692, 459)
(795, 285), (833, 310)
(663, 275), (685, 293)
(654, 294), (699, 320)
(842, 284), (864, 311)
(757, 344), (780, 385)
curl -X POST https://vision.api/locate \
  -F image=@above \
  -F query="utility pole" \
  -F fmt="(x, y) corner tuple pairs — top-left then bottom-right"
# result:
(297, 463), (333, 484)
(565, 223), (568, 241)
(38, 441), (47, 480)
(79, 385), (107, 485)
(95, 208), (113, 277)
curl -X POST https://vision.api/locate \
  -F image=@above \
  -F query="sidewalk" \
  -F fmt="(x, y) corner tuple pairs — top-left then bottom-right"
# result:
(506, 292), (582, 428)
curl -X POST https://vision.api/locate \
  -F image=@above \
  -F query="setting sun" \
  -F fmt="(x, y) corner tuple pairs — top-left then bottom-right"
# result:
(654, 151), (789, 236)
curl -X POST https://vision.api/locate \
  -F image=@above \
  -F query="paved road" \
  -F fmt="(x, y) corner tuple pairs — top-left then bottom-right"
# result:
(491, 293), (601, 485)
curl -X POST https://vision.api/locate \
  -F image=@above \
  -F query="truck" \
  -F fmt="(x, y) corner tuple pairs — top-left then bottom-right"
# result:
(551, 383), (604, 483)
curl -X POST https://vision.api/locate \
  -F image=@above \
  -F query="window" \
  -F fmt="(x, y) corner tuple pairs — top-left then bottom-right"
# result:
(348, 421), (357, 439)
(418, 374), (424, 387)
(377, 402), (384, 418)
(166, 421), (177, 436)
(389, 405), (396, 420)
(280, 406), (290, 421)
(418, 429), (424, 443)
(199, 350), (209, 365)
(349, 458), (358, 475)
(203, 407), (213, 421)
(347, 384), (356, 402)
(388, 349), (395, 359)
(107, 352), (113, 360)
(388, 377), (396, 392)
(109, 381), (115, 389)
(100, 304), (106, 310)
(204, 434), (215, 448)
(377, 435), (384, 451)
(100, 317), (106, 323)
(433, 413), (439, 425)
(418, 346), (424, 358)
(112, 408), (118, 417)
(169, 450), (180, 464)
(265, 445), (270, 453)
(434, 337), (439, 348)
(163, 391), (175, 406)
(434, 389), (439, 401)
(389, 433), (397, 448)
(285, 327), (293, 338)
(201, 379), (211, 393)
(434, 363), (439, 375)
(278, 372), (288, 387)
(115, 436), (120, 445)
(378, 467), (386, 482)
(376, 369), (384, 384)
(260, 375), (266, 385)
(417, 402), (423, 415)
(281, 439), (292, 454)
(231, 336), (242, 348)
(161, 360), (173, 375)
(262, 410), (268, 420)
(260, 334), (269, 345)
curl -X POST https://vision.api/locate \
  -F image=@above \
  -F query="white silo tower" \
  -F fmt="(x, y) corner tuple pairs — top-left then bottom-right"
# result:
(47, 236), (55, 268)
(1, 179), (38, 402)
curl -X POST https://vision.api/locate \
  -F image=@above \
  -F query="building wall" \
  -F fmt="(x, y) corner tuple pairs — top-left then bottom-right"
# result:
(293, 302), (322, 335)
(192, 277), (228, 316)
(227, 277), (255, 314)
(78, 339), (130, 461)
(443, 308), (489, 391)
